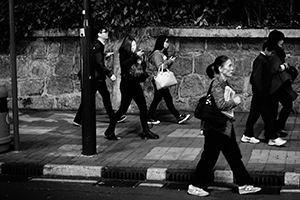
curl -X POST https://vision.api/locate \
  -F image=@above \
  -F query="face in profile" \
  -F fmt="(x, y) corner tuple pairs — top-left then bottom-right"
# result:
(219, 59), (234, 78)
(131, 40), (137, 53)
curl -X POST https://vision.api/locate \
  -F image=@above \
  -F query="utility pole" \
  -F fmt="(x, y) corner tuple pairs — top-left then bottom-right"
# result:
(81, 0), (96, 155)
(9, 0), (20, 151)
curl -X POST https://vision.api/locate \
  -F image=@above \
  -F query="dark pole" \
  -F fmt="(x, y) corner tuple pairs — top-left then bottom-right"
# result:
(9, 0), (20, 151)
(81, 0), (96, 155)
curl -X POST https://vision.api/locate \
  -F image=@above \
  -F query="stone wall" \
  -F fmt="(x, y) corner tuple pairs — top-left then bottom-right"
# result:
(1, 28), (300, 113)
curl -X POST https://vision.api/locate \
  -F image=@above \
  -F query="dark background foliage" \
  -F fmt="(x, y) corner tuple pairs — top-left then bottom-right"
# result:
(0, 0), (300, 45)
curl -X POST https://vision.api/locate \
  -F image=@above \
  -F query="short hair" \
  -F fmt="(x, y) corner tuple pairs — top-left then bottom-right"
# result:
(268, 30), (285, 43)
(262, 40), (277, 52)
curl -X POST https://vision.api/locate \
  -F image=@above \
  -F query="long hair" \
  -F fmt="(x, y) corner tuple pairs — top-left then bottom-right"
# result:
(119, 35), (136, 56)
(211, 55), (230, 74)
(267, 30), (286, 62)
(152, 35), (168, 56)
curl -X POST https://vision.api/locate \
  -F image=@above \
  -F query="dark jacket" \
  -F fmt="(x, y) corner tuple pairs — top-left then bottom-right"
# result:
(92, 40), (113, 81)
(119, 51), (140, 83)
(203, 75), (238, 137)
(250, 52), (272, 94)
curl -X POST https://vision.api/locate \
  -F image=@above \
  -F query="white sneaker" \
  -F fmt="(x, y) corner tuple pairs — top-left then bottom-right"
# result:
(268, 137), (287, 146)
(241, 135), (260, 144)
(238, 185), (261, 195)
(187, 184), (209, 197)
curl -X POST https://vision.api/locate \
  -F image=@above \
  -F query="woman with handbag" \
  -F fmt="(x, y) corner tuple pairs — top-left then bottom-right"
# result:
(104, 35), (159, 140)
(147, 35), (190, 125)
(188, 56), (261, 197)
(267, 30), (298, 137)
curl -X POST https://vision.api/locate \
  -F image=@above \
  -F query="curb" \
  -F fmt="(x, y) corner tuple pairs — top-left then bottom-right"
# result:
(1, 162), (299, 187)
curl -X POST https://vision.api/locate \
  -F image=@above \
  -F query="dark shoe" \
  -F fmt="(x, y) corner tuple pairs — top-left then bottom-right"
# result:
(141, 129), (159, 140)
(73, 120), (82, 127)
(104, 130), (121, 140)
(147, 118), (160, 125)
(117, 115), (127, 123)
(278, 130), (288, 137)
(177, 114), (190, 124)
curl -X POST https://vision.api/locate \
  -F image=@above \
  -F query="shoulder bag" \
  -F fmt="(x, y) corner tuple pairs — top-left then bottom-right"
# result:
(194, 81), (228, 125)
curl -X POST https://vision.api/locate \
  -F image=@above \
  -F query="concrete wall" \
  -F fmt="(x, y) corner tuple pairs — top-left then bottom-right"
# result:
(1, 27), (300, 113)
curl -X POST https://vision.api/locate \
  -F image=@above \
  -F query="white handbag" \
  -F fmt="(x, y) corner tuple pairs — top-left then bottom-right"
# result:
(154, 66), (178, 90)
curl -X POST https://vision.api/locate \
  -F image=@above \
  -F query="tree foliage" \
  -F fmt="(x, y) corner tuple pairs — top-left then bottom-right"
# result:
(0, 0), (300, 45)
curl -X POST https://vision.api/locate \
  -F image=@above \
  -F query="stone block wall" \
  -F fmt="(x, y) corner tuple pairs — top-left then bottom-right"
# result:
(1, 28), (300, 113)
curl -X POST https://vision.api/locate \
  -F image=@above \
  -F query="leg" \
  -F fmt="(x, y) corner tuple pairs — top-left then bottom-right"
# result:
(191, 130), (222, 189)
(95, 80), (115, 121)
(148, 84), (164, 119)
(133, 85), (159, 139)
(162, 88), (180, 118)
(222, 129), (252, 186)
(104, 83), (133, 140)
(243, 94), (261, 137)
(276, 88), (293, 131)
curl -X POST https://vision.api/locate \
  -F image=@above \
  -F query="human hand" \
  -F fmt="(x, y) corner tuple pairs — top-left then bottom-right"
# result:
(110, 74), (116, 81)
(170, 56), (177, 62)
(136, 50), (144, 57)
(233, 96), (241, 105)
(106, 52), (114, 57)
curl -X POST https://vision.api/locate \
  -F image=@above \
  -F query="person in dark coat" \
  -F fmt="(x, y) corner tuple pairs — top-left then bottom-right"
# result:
(241, 40), (287, 146)
(267, 30), (298, 137)
(104, 35), (159, 140)
(73, 26), (126, 126)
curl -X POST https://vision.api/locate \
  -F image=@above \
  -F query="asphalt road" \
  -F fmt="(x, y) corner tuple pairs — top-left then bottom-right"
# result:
(1, 175), (300, 200)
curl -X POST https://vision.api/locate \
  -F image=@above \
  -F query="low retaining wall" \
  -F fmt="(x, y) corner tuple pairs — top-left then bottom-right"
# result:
(0, 27), (299, 113)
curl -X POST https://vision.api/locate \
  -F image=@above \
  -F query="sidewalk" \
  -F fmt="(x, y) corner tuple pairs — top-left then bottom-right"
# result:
(0, 110), (300, 187)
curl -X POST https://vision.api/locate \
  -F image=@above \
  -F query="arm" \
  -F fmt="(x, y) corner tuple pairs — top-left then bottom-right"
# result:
(151, 51), (174, 70)
(94, 45), (113, 78)
(211, 80), (237, 111)
(120, 52), (139, 71)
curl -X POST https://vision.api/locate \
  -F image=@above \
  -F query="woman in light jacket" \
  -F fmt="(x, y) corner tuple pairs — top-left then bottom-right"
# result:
(147, 35), (190, 125)
(188, 55), (261, 197)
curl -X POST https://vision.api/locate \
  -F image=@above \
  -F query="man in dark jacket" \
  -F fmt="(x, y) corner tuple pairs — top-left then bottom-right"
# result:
(241, 40), (286, 146)
(74, 26), (126, 126)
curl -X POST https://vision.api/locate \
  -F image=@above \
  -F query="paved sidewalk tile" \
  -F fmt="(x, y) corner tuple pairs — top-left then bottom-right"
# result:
(0, 110), (300, 185)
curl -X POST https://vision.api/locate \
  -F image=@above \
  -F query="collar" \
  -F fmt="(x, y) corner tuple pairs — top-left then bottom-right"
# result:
(98, 38), (105, 45)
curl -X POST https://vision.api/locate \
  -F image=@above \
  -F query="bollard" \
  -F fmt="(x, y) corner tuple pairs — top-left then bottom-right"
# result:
(0, 85), (11, 153)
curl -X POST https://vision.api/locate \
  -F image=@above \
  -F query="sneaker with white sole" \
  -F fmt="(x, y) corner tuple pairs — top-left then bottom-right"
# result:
(147, 118), (161, 125)
(268, 137), (287, 146)
(187, 184), (209, 197)
(117, 115), (127, 123)
(241, 135), (260, 144)
(238, 185), (261, 195)
(177, 114), (190, 124)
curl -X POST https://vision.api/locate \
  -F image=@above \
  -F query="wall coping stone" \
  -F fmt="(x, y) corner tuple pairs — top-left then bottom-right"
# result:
(32, 27), (300, 38)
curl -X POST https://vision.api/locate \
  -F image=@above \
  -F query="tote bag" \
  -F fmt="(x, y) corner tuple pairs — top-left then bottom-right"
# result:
(154, 67), (177, 90)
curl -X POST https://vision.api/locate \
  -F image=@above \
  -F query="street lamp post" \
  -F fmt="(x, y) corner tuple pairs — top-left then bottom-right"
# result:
(81, 0), (96, 155)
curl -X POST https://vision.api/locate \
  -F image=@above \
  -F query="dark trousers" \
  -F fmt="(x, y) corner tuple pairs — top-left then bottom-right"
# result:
(191, 129), (252, 188)
(148, 80), (180, 119)
(107, 80), (148, 132)
(74, 80), (114, 123)
(244, 92), (278, 140)
(271, 86), (293, 131)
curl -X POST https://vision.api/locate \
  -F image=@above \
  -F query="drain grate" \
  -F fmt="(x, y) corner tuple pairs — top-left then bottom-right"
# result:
(96, 179), (140, 188)
(166, 170), (194, 183)
(250, 171), (284, 186)
(1, 163), (43, 176)
(101, 167), (146, 180)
